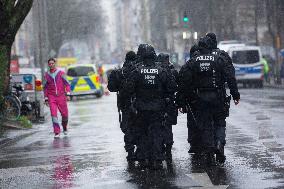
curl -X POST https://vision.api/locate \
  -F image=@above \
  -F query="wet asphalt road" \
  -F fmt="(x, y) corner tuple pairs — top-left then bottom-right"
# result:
(0, 88), (284, 189)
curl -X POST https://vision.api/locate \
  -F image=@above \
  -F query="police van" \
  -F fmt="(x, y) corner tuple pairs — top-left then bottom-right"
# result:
(66, 64), (104, 99)
(227, 46), (263, 88)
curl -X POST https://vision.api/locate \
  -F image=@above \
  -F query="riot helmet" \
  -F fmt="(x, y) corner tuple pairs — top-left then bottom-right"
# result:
(206, 33), (217, 50)
(137, 44), (147, 57)
(198, 36), (213, 53)
(142, 44), (156, 60)
(190, 44), (200, 58)
(125, 51), (136, 62)
(157, 53), (170, 64)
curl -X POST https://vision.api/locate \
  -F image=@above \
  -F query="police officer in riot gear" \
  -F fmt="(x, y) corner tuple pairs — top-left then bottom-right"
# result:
(122, 45), (177, 169)
(157, 53), (178, 161)
(177, 44), (201, 153)
(206, 33), (240, 163)
(189, 44), (200, 59)
(178, 36), (240, 164)
(136, 44), (148, 63)
(107, 51), (137, 162)
(157, 53), (178, 79)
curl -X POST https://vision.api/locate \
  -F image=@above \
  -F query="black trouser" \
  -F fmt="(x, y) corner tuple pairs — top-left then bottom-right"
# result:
(164, 102), (176, 146)
(121, 109), (136, 152)
(187, 105), (200, 147)
(213, 111), (226, 147)
(193, 101), (225, 153)
(134, 111), (165, 161)
(164, 106), (178, 146)
(163, 124), (173, 146)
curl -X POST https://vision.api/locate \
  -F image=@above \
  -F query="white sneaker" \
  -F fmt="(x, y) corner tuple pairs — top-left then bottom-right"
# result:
(54, 134), (60, 138)
(63, 131), (68, 136)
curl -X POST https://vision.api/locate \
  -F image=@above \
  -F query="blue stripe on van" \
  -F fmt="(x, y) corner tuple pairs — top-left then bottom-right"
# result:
(70, 78), (79, 91)
(235, 66), (262, 75)
(84, 77), (96, 90)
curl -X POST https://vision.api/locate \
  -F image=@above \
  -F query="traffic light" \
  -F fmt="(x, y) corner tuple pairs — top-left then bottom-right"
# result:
(182, 11), (189, 28)
(183, 11), (189, 23)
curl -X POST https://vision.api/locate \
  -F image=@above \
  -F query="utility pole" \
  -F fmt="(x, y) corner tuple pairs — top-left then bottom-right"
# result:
(36, 0), (49, 80)
(254, 0), (259, 46)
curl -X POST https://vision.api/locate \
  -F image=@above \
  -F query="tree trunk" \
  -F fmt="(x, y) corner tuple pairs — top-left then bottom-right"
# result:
(0, 43), (12, 97)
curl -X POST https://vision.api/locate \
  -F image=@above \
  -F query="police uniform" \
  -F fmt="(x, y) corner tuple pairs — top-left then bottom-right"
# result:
(177, 45), (201, 153)
(178, 36), (240, 163)
(206, 32), (240, 163)
(157, 53), (178, 160)
(123, 46), (177, 169)
(107, 51), (137, 161)
(210, 48), (239, 162)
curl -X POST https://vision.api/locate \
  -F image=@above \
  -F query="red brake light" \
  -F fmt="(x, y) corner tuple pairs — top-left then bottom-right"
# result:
(35, 79), (42, 86)
(96, 76), (100, 83)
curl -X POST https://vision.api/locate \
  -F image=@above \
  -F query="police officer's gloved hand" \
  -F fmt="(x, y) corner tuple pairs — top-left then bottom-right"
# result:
(234, 98), (240, 105)
(232, 92), (240, 105)
(178, 106), (188, 113)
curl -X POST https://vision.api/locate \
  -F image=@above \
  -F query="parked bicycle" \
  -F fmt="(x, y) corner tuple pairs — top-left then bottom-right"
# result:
(0, 92), (21, 121)
(0, 77), (34, 121)
(12, 83), (33, 116)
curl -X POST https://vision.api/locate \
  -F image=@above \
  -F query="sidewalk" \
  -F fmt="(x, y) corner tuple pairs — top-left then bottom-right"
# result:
(0, 110), (49, 147)
(264, 82), (284, 89)
(0, 122), (38, 147)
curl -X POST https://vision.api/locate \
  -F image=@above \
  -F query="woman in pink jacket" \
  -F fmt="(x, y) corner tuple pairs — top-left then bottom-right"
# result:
(44, 58), (71, 138)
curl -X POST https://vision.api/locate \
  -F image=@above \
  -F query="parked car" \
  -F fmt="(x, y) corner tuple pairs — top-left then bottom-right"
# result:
(66, 64), (104, 99)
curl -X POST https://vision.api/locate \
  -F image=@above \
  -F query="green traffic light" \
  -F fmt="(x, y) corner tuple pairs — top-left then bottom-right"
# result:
(183, 17), (189, 22)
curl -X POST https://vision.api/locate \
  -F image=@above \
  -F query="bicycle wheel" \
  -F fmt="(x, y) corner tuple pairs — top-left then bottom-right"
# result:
(3, 95), (21, 121)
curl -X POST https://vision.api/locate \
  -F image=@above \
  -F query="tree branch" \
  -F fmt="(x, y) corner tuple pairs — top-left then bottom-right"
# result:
(7, 0), (33, 42)
(0, 0), (16, 15)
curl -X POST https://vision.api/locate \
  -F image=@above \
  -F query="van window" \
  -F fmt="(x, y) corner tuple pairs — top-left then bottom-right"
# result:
(232, 50), (260, 64)
(67, 66), (95, 77)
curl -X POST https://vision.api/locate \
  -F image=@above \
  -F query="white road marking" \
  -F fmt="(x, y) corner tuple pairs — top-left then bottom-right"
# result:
(189, 186), (230, 189)
(278, 153), (284, 161)
(186, 173), (229, 189)
(263, 141), (282, 149)
(259, 126), (274, 139)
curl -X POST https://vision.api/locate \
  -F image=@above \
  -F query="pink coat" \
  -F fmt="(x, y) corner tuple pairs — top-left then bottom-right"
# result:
(44, 69), (70, 98)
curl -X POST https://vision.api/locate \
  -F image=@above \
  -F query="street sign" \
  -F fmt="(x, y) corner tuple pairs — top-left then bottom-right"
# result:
(170, 53), (178, 64)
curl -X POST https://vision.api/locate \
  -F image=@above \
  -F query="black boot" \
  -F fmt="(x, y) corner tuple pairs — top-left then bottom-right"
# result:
(150, 160), (163, 170)
(138, 159), (148, 169)
(165, 144), (172, 161)
(126, 150), (136, 162)
(205, 152), (216, 166)
(216, 154), (226, 164)
(216, 141), (226, 164)
(188, 146), (202, 154)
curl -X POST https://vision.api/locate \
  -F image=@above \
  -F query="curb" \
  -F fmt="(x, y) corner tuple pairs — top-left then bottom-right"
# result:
(264, 84), (284, 89)
(2, 122), (29, 130)
(0, 122), (35, 147)
(0, 131), (37, 147)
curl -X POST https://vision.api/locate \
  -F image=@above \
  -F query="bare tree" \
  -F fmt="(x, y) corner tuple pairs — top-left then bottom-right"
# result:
(46, 0), (105, 55)
(0, 0), (33, 96)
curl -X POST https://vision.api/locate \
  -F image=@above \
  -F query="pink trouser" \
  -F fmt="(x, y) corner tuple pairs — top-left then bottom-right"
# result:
(48, 94), (68, 134)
